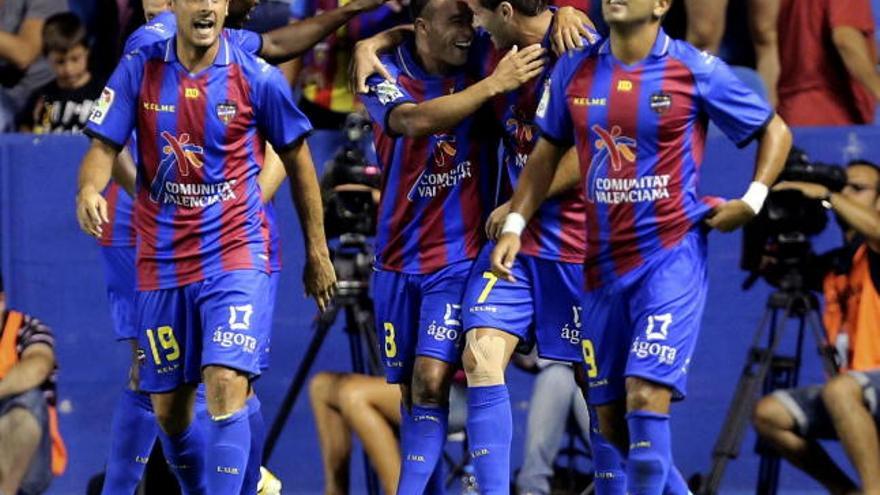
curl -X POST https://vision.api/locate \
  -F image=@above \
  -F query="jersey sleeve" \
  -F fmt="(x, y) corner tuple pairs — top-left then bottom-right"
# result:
(829, 0), (875, 35)
(360, 73), (415, 137)
(535, 56), (576, 147)
(85, 54), (143, 149)
(697, 56), (773, 148)
(226, 28), (263, 56)
(254, 62), (313, 151)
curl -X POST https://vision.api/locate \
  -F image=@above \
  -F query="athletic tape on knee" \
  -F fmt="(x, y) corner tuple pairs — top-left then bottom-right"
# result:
(466, 335), (507, 385)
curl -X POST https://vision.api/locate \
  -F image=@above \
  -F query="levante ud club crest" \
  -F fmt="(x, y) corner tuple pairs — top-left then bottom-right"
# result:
(216, 100), (238, 125)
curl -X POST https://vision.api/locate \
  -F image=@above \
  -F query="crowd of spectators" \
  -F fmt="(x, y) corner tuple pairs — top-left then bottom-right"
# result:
(2, 0), (880, 137)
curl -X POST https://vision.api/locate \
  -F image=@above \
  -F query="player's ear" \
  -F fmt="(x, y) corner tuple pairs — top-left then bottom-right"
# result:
(653, 0), (671, 19)
(499, 1), (514, 20)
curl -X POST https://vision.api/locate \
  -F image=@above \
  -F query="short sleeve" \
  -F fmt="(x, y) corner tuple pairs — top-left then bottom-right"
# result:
(535, 57), (576, 147)
(697, 57), (773, 148)
(359, 74), (415, 137)
(84, 54), (142, 149)
(226, 28), (263, 56)
(24, 0), (65, 20)
(254, 63), (312, 151)
(289, 0), (308, 19)
(829, 0), (875, 34)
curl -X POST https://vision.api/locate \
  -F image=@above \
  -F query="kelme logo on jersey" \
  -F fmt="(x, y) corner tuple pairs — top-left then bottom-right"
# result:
(216, 100), (237, 125)
(407, 134), (472, 200)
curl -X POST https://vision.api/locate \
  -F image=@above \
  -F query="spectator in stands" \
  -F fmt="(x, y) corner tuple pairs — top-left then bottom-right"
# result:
(295, 0), (407, 174)
(685, 0), (781, 105)
(0, 0), (67, 132)
(309, 371), (467, 495)
(0, 274), (66, 495)
(514, 355), (592, 495)
(753, 159), (880, 493)
(776, 0), (880, 126)
(20, 13), (102, 134)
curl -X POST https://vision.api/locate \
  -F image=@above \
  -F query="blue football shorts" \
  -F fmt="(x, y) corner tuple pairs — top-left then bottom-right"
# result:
(134, 269), (271, 393)
(584, 230), (708, 405)
(462, 242), (584, 363)
(100, 245), (137, 341)
(257, 271), (280, 371)
(372, 259), (473, 384)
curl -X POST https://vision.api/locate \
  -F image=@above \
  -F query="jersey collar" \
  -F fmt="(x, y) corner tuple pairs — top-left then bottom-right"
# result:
(598, 27), (671, 60)
(164, 34), (231, 69)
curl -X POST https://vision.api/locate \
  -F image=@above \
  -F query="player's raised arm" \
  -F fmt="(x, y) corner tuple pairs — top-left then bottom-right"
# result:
(258, 0), (394, 63)
(381, 44), (545, 138)
(351, 25), (414, 93)
(76, 139), (118, 237)
(491, 137), (566, 280)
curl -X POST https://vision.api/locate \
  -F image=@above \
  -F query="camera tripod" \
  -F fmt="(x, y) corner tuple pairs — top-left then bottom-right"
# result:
(263, 237), (384, 495)
(697, 271), (839, 495)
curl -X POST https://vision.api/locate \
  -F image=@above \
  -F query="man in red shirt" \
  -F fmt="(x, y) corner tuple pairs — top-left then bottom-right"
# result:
(777, 0), (880, 125)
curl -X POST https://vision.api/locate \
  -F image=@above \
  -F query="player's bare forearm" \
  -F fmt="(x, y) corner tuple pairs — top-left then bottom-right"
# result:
(79, 140), (118, 195)
(546, 147), (580, 197)
(260, 0), (388, 63)
(282, 141), (330, 257)
(0, 344), (54, 400)
(510, 138), (566, 221)
(829, 193), (880, 251)
(388, 84), (498, 138)
(113, 147), (137, 197)
(258, 142), (287, 203)
(833, 26), (880, 100)
(752, 113), (791, 185)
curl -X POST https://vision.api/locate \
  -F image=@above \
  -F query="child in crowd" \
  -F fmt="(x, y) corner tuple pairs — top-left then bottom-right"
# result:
(21, 12), (103, 134)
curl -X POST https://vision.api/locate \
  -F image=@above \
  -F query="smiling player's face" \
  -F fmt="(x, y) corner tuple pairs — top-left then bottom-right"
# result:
(174, 0), (229, 49)
(602, 0), (669, 26)
(418, 0), (475, 68)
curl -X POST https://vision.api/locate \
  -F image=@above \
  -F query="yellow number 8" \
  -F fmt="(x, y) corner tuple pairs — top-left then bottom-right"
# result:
(146, 326), (181, 365)
(581, 339), (598, 378)
(384, 322), (397, 358)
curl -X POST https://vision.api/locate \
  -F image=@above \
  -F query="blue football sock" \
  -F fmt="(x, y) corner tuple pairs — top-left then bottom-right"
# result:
(397, 404), (449, 495)
(466, 385), (512, 495)
(590, 429), (627, 495)
(240, 396), (264, 495)
(626, 411), (672, 495)
(206, 407), (251, 494)
(157, 420), (207, 495)
(424, 449), (447, 495)
(663, 466), (690, 495)
(102, 389), (158, 495)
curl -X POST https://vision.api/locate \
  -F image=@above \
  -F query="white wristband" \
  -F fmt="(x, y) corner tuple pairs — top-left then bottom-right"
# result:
(501, 212), (527, 236)
(741, 181), (769, 214)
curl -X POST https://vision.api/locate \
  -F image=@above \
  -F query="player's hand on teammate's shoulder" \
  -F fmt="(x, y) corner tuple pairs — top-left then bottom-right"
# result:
(491, 233), (521, 282)
(351, 39), (391, 94)
(705, 199), (756, 233)
(551, 6), (597, 56)
(489, 44), (546, 94)
(304, 251), (337, 313)
(76, 186), (109, 238)
(486, 201), (511, 241)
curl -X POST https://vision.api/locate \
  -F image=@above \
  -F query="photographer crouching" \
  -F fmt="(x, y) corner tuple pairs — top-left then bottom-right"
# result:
(753, 159), (880, 495)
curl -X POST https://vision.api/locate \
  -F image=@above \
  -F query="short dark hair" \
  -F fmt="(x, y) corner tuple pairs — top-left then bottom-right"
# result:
(410, 0), (433, 20)
(42, 12), (88, 55)
(478, 0), (546, 16)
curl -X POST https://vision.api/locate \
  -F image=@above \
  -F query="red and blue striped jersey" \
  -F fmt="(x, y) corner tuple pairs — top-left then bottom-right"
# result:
(360, 41), (499, 274)
(476, 24), (593, 264)
(536, 29), (773, 289)
(86, 36), (311, 290)
(113, 13), (283, 271)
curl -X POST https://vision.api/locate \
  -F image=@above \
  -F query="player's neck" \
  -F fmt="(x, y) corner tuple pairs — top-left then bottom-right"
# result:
(176, 40), (220, 74)
(609, 21), (659, 65)
(515, 9), (553, 47)
(415, 42), (451, 76)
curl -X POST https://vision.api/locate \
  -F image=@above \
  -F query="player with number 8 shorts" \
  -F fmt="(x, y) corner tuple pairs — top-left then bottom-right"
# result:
(491, 0), (793, 492)
(76, 0), (336, 492)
